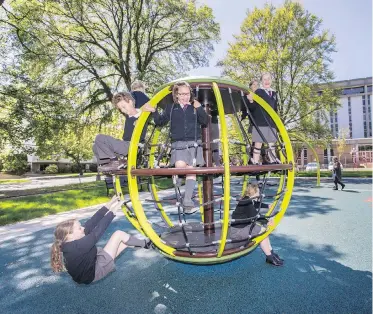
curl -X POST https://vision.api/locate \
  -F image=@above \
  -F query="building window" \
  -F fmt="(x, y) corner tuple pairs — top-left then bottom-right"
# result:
(368, 85), (372, 93)
(342, 86), (365, 95)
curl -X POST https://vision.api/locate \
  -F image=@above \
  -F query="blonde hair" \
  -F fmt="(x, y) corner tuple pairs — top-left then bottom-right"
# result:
(50, 219), (75, 272)
(131, 80), (146, 92)
(260, 72), (272, 81)
(245, 183), (259, 198)
(112, 92), (135, 107)
(172, 81), (195, 104)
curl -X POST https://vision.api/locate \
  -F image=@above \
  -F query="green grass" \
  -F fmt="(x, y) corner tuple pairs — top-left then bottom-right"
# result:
(52, 172), (98, 177)
(0, 179), (31, 185)
(0, 181), (116, 226)
(0, 178), (173, 226)
(296, 171), (372, 178)
(0, 181), (106, 199)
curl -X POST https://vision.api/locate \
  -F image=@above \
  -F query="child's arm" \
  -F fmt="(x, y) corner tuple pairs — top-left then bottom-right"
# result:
(83, 206), (109, 235)
(194, 102), (208, 126)
(77, 212), (115, 252)
(152, 103), (172, 127)
(84, 195), (119, 234)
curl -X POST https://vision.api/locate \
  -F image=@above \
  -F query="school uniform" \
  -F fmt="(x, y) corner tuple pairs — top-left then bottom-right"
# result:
(229, 197), (268, 240)
(248, 88), (279, 143)
(61, 206), (115, 284)
(152, 103), (208, 166)
(93, 109), (144, 163)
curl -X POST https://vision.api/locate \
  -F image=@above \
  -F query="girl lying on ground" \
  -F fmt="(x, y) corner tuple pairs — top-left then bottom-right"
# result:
(51, 195), (150, 284)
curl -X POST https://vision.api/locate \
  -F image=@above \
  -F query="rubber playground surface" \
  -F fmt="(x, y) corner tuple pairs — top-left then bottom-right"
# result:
(0, 178), (371, 314)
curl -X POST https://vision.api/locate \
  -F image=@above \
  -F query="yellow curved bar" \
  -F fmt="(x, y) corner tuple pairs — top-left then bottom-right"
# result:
(127, 85), (175, 256)
(114, 176), (145, 235)
(289, 132), (321, 187)
(148, 128), (174, 227)
(213, 82), (231, 257)
(198, 178), (204, 222)
(230, 114), (249, 197)
(248, 92), (295, 246)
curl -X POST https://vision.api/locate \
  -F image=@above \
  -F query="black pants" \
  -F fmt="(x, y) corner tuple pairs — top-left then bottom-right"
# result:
(334, 176), (344, 189)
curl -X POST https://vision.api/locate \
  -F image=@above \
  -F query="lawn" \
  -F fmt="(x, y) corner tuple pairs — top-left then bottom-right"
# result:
(0, 177), (173, 226)
(0, 181), (112, 226)
(0, 179), (31, 185)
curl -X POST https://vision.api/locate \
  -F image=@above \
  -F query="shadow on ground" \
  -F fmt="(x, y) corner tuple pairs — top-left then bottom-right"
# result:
(0, 217), (371, 314)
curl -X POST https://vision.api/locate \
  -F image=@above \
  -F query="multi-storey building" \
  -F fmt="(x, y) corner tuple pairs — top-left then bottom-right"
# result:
(296, 77), (372, 168)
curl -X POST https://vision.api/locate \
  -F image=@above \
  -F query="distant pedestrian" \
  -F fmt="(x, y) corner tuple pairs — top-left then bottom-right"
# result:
(332, 157), (345, 190)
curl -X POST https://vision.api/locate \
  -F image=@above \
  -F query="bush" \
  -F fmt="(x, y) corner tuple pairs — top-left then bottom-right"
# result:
(57, 165), (71, 173)
(89, 163), (98, 172)
(0, 152), (29, 175)
(45, 164), (59, 174)
(70, 164), (82, 173)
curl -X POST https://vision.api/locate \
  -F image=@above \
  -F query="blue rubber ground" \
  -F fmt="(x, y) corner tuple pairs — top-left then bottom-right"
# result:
(0, 178), (371, 314)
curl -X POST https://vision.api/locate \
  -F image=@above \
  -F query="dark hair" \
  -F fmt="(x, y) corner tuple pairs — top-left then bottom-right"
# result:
(249, 80), (258, 88)
(172, 81), (195, 104)
(112, 92), (135, 107)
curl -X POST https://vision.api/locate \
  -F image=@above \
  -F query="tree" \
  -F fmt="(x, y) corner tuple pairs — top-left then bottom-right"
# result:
(219, 1), (339, 139)
(1, 0), (219, 114)
(336, 128), (348, 160)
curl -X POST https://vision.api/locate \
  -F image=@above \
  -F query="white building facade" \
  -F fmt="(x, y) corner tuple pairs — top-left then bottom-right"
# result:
(329, 77), (372, 139)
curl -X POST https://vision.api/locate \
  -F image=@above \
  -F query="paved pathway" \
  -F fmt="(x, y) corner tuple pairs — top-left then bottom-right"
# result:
(0, 178), (371, 313)
(0, 175), (97, 192)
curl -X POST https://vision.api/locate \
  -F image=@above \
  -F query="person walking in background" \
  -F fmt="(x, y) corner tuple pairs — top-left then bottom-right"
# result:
(333, 157), (345, 190)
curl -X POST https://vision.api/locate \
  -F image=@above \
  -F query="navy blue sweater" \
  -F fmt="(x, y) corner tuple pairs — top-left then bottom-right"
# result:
(131, 91), (150, 109)
(61, 207), (114, 284)
(247, 88), (279, 127)
(152, 103), (208, 142)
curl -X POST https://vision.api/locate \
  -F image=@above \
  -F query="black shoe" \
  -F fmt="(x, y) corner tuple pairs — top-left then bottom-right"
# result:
(341, 184), (345, 190)
(271, 250), (284, 262)
(98, 160), (127, 173)
(144, 239), (153, 249)
(266, 254), (284, 266)
(333, 187), (338, 190)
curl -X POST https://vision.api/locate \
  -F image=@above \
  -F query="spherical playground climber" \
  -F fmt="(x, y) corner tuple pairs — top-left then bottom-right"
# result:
(109, 76), (295, 265)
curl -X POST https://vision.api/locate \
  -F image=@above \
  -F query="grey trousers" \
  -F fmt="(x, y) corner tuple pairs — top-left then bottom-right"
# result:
(93, 134), (130, 163)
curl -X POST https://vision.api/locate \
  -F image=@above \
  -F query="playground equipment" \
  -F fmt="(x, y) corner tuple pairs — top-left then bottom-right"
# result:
(112, 77), (295, 264)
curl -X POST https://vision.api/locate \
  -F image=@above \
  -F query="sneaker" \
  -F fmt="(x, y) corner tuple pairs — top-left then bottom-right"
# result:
(333, 187), (338, 190)
(266, 254), (284, 266)
(98, 160), (127, 173)
(341, 184), (345, 190)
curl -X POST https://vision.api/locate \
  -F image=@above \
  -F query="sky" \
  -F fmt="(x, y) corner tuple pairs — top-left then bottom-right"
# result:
(188, 0), (372, 81)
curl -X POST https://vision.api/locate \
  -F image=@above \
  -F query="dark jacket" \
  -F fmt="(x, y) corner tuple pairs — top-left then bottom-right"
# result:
(131, 91), (150, 109)
(333, 161), (342, 180)
(123, 91), (150, 142)
(247, 88), (278, 127)
(122, 110), (147, 142)
(61, 206), (114, 284)
(231, 197), (269, 228)
(152, 103), (208, 142)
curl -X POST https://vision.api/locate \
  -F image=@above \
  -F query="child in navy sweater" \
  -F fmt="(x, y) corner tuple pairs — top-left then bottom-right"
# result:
(93, 91), (153, 173)
(51, 195), (150, 284)
(143, 81), (208, 213)
(230, 183), (283, 266)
